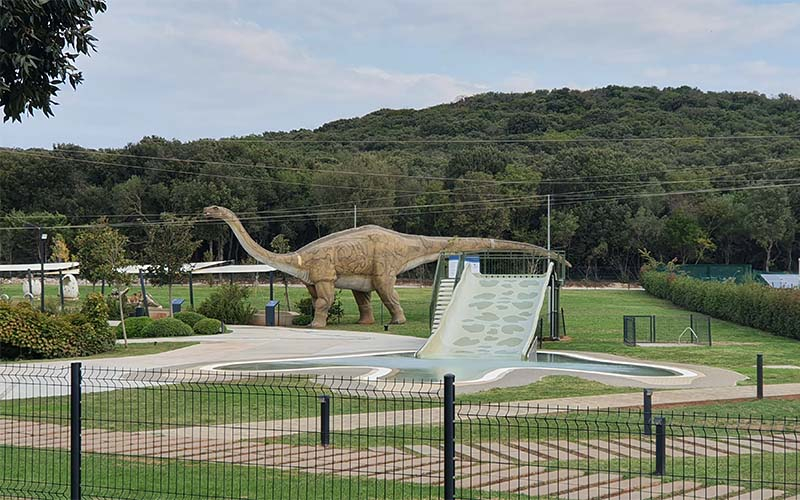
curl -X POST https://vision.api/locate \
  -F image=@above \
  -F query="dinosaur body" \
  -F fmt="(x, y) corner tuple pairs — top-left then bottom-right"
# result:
(205, 206), (567, 328)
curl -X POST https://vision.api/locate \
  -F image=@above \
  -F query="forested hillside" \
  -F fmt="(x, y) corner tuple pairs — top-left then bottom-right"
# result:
(2, 86), (800, 279)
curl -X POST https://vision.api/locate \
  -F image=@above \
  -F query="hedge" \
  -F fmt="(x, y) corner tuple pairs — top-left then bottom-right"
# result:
(116, 317), (154, 339)
(140, 318), (194, 338)
(640, 270), (800, 340)
(0, 293), (115, 359)
(193, 318), (223, 335)
(174, 311), (205, 327)
(197, 285), (255, 325)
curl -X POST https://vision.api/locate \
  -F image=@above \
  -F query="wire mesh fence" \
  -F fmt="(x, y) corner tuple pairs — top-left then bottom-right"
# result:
(0, 364), (797, 499)
(623, 313), (712, 346)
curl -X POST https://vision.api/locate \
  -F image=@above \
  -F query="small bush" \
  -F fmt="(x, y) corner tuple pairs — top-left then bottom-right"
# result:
(292, 314), (313, 326)
(193, 318), (223, 335)
(174, 311), (205, 327)
(116, 317), (153, 339)
(197, 285), (256, 325)
(140, 317), (194, 338)
(295, 292), (345, 324)
(106, 295), (136, 320)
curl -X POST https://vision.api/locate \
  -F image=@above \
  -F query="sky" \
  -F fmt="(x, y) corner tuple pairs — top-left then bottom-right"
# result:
(3, 0), (800, 149)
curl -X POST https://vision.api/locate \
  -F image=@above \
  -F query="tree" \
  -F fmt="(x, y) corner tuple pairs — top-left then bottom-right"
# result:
(736, 190), (795, 272)
(0, 0), (107, 122)
(142, 215), (199, 317)
(48, 234), (71, 263)
(73, 220), (131, 344)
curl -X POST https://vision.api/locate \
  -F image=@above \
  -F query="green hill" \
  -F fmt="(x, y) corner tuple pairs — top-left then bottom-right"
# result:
(2, 86), (800, 279)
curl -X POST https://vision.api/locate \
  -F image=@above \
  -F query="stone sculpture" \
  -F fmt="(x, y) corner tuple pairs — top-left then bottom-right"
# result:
(62, 273), (79, 300)
(205, 205), (568, 328)
(22, 278), (41, 297)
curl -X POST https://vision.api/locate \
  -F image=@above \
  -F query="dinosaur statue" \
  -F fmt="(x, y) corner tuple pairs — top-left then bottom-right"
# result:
(204, 205), (568, 328)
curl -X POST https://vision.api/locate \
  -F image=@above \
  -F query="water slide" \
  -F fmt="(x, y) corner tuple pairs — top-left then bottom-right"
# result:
(416, 262), (554, 360)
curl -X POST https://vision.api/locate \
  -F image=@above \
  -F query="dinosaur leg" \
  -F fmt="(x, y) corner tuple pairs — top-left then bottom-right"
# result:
(352, 290), (375, 325)
(310, 281), (335, 328)
(305, 284), (317, 300)
(373, 277), (406, 325)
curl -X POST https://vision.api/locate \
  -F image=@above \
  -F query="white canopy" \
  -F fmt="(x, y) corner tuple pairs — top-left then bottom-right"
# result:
(760, 274), (800, 289)
(0, 262), (80, 273)
(118, 261), (229, 274)
(191, 264), (276, 275)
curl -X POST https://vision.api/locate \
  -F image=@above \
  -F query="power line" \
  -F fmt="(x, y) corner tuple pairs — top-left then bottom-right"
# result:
(209, 134), (800, 144)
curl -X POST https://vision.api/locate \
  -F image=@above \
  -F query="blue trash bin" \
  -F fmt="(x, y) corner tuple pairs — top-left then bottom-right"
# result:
(266, 300), (280, 326)
(171, 298), (185, 314)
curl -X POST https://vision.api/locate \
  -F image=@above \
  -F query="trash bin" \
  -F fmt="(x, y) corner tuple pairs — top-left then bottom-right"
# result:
(266, 300), (280, 326)
(171, 298), (185, 314)
(134, 306), (146, 317)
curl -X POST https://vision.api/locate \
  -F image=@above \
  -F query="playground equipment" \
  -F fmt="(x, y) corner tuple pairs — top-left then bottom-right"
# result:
(416, 263), (553, 359)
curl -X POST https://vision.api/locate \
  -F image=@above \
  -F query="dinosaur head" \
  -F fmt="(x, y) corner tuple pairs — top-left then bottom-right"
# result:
(204, 205), (227, 219)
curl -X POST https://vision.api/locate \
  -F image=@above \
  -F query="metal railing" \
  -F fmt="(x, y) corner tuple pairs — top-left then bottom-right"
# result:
(0, 364), (796, 499)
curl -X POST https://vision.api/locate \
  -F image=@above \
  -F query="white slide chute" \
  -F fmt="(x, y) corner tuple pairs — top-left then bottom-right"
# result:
(416, 262), (553, 360)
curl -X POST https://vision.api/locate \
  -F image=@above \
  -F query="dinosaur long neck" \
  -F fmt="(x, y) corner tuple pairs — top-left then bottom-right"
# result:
(401, 235), (559, 272)
(217, 210), (308, 281)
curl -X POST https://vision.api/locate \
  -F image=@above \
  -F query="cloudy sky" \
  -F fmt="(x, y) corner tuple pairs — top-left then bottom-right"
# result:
(3, 0), (800, 148)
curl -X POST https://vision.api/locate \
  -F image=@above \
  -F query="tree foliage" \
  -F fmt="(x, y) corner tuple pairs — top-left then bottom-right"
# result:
(3, 87), (800, 279)
(73, 219), (130, 287)
(0, 0), (107, 121)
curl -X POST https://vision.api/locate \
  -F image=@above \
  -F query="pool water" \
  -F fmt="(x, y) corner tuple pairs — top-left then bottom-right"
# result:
(214, 352), (682, 382)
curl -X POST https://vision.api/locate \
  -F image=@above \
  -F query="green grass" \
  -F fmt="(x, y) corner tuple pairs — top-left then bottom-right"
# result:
(556, 290), (800, 385)
(7, 341), (197, 363)
(0, 447), (463, 499)
(460, 375), (635, 403)
(0, 380), (437, 431)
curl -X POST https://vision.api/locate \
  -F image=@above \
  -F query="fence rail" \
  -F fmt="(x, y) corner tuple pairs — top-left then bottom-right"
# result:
(0, 364), (797, 499)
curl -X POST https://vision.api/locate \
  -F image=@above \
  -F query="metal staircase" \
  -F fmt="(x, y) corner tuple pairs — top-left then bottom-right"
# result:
(430, 278), (455, 332)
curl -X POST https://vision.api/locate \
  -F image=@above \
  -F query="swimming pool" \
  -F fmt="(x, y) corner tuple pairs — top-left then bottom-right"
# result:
(211, 351), (694, 384)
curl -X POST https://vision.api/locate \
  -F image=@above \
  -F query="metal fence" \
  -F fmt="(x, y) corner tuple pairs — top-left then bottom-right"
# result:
(0, 364), (797, 499)
(623, 314), (713, 346)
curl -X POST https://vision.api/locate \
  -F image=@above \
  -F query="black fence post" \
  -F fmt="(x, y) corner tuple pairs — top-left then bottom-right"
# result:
(757, 353), (764, 400)
(443, 373), (456, 500)
(643, 389), (653, 436)
(70, 362), (82, 500)
(654, 417), (666, 476)
(651, 315), (656, 343)
(319, 395), (330, 447)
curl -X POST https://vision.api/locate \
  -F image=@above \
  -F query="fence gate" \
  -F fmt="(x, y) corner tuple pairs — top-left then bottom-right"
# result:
(623, 315), (655, 346)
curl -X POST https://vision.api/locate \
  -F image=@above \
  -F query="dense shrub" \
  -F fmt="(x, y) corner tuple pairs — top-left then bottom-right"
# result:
(0, 292), (114, 359)
(140, 317), (194, 338)
(115, 317), (153, 339)
(292, 314), (313, 326)
(193, 318), (223, 335)
(197, 285), (256, 325)
(295, 292), (345, 325)
(641, 271), (800, 339)
(106, 295), (136, 320)
(174, 311), (205, 327)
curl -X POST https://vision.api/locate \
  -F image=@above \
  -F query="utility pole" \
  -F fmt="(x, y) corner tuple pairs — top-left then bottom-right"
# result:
(25, 223), (47, 312)
(546, 195), (551, 253)
(39, 229), (47, 313)
(354, 204), (357, 228)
